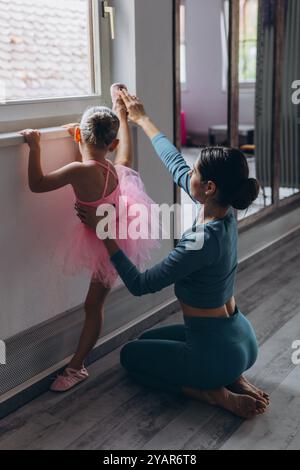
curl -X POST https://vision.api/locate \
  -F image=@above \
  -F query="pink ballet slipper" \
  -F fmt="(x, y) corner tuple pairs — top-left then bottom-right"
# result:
(50, 366), (89, 392)
(110, 83), (128, 114)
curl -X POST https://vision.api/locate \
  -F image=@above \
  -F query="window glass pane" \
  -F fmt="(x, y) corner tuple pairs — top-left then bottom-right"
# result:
(238, 0), (273, 221)
(0, 0), (93, 101)
(239, 0), (258, 83)
(180, 43), (186, 84)
(180, 4), (186, 43)
(280, 0), (300, 201)
(180, 3), (187, 85)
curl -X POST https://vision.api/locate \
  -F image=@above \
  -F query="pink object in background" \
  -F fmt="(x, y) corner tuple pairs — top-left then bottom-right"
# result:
(181, 110), (187, 146)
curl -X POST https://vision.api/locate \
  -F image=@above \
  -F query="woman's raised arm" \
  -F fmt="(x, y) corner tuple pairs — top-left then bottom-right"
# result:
(120, 90), (197, 203)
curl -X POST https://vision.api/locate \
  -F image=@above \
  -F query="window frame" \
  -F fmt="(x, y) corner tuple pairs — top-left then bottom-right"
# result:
(238, 0), (258, 88)
(179, 0), (187, 91)
(222, 0), (258, 92)
(0, 0), (111, 134)
(221, 0), (230, 93)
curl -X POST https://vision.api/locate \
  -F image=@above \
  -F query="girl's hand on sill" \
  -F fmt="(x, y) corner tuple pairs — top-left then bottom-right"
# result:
(61, 122), (80, 138)
(19, 129), (41, 150)
(62, 123), (82, 161)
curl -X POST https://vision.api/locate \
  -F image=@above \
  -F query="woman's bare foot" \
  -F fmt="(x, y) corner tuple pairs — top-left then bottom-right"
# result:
(183, 386), (267, 419)
(227, 376), (270, 405)
(242, 376), (270, 401)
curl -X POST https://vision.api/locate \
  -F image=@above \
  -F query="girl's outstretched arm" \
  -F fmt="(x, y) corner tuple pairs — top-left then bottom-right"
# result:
(21, 129), (82, 193)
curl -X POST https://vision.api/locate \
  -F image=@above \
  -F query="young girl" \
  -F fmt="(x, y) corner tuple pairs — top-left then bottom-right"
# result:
(20, 85), (159, 392)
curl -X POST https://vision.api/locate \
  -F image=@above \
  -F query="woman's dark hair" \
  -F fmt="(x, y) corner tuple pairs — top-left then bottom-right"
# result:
(80, 106), (120, 149)
(196, 147), (260, 210)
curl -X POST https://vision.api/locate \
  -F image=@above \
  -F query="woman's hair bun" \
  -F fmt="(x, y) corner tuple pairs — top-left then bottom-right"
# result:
(228, 178), (260, 210)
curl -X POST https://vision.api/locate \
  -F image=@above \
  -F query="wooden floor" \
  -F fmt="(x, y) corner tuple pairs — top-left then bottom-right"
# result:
(1, 232), (300, 450)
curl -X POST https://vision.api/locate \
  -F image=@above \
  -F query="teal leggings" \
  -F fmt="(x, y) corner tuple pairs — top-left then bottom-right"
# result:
(120, 307), (258, 394)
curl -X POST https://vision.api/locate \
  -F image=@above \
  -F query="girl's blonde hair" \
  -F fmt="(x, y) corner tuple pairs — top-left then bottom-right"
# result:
(80, 106), (120, 149)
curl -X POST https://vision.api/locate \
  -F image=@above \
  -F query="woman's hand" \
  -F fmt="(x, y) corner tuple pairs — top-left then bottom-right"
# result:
(119, 90), (147, 124)
(62, 122), (80, 137)
(120, 90), (161, 140)
(20, 129), (41, 150)
(75, 203), (100, 231)
(75, 203), (120, 256)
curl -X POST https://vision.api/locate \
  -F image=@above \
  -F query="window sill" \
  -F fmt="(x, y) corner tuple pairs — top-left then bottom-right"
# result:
(0, 126), (71, 149)
(0, 94), (111, 134)
(0, 120), (140, 149)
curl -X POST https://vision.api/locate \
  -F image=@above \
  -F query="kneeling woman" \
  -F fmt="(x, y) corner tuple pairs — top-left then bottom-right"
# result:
(77, 90), (270, 419)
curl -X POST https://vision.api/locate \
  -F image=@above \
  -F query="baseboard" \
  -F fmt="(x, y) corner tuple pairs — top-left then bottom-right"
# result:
(238, 225), (300, 274)
(238, 202), (300, 272)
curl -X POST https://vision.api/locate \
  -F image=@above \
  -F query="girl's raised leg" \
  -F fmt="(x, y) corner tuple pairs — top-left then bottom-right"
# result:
(112, 87), (133, 168)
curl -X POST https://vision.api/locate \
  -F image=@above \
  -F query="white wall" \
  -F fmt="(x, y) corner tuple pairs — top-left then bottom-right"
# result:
(111, 0), (174, 208)
(134, 0), (175, 209)
(0, 139), (87, 339)
(181, 0), (255, 136)
(0, 0), (175, 339)
(110, 0), (136, 93)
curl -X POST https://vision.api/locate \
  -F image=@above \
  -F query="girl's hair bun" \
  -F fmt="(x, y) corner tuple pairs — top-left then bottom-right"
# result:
(80, 106), (120, 149)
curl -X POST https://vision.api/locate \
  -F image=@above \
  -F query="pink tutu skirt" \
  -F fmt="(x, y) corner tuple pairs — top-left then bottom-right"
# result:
(62, 165), (160, 288)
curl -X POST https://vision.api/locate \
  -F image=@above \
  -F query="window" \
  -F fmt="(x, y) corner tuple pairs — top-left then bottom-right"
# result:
(180, 0), (187, 87)
(0, 0), (111, 133)
(222, 0), (258, 89)
(0, 0), (93, 101)
(221, 0), (230, 92)
(239, 0), (258, 85)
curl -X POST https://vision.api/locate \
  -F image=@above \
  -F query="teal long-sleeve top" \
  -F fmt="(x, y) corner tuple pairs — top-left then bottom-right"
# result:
(110, 133), (238, 309)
